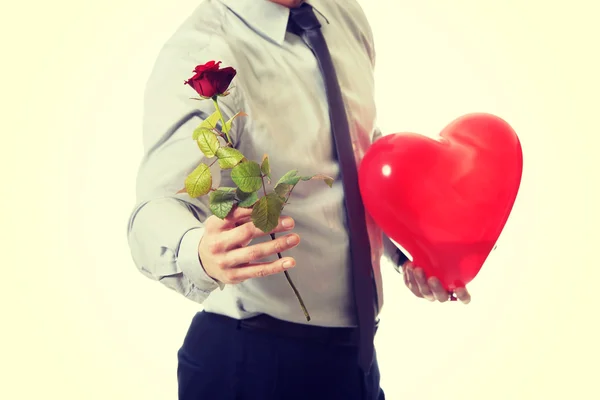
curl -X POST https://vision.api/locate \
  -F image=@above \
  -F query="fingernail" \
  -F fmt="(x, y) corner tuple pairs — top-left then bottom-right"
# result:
(287, 235), (299, 245)
(282, 218), (294, 228)
(283, 260), (295, 269)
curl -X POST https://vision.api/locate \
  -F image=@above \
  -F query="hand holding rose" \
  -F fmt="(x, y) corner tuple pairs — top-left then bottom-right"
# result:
(199, 206), (300, 284)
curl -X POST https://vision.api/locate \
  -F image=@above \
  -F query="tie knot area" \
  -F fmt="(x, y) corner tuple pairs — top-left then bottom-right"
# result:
(288, 3), (322, 33)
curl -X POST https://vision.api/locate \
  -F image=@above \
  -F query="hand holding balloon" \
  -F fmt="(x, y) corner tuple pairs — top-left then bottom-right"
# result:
(402, 261), (471, 303)
(360, 113), (523, 298)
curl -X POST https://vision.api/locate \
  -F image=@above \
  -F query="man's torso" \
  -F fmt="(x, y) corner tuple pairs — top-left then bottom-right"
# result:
(144, 0), (384, 326)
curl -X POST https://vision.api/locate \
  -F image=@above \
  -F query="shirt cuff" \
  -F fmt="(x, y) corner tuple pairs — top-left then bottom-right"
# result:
(177, 227), (225, 292)
(383, 233), (409, 274)
(394, 248), (409, 274)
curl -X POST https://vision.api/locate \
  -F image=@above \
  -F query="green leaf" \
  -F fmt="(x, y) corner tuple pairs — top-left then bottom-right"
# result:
(224, 111), (247, 133)
(237, 188), (259, 208)
(276, 169), (302, 186)
(184, 163), (212, 198)
(277, 170), (335, 188)
(301, 174), (335, 188)
(194, 128), (220, 157)
(209, 187), (237, 218)
(231, 161), (263, 193)
(274, 183), (292, 199)
(252, 192), (285, 233)
(200, 110), (221, 131)
(272, 172), (334, 201)
(192, 126), (208, 141)
(260, 154), (271, 182)
(215, 147), (244, 169)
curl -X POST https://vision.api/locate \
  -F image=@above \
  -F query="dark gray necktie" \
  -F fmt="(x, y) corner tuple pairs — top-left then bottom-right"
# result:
(287, 3), (377, 372)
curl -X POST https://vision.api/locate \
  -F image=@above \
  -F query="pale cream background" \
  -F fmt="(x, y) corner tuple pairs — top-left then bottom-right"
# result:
(2, 0), (599, 399)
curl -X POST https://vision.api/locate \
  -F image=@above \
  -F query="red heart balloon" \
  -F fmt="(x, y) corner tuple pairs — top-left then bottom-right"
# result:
(359, 113), (523, 290)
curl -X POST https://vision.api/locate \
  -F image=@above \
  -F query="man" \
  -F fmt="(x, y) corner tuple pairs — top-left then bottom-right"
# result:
(127, 0), (471, 399)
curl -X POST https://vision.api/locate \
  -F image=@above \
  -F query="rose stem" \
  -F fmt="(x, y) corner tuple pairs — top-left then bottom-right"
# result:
(212, 97), (232, 144)
(261, 176), (311, 321)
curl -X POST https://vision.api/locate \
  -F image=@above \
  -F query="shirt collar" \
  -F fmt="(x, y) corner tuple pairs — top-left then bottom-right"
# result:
(218, 0), (293, 45)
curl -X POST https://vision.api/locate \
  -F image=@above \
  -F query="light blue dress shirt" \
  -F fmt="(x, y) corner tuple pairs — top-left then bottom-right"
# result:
(127, 0), (401, 327)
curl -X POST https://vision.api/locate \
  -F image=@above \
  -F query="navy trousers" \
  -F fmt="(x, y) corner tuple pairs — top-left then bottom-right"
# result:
(177, 311), (385, 400)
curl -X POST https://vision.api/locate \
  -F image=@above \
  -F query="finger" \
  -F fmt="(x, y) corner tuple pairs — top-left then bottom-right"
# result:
(216, 206), (254, 230)
(223, 233), (301, 267)
(413, 268), (435, 301)
(454, 287), (471, 304)
(225, 257), (297, 283)
(235, 216), (253, 227)
(427, 277), (450, 302)
(402, 263), (409, 287)
(222, 216), (296, 250)
(404, 264), (424, 298)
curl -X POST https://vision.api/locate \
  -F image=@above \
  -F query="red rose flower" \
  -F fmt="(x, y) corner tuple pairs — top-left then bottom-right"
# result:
(185, 61), (237, 98)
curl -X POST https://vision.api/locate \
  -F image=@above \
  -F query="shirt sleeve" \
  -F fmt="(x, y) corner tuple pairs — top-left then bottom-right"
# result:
(126, 38), (241, 303)
(359, 7), (409, 274)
